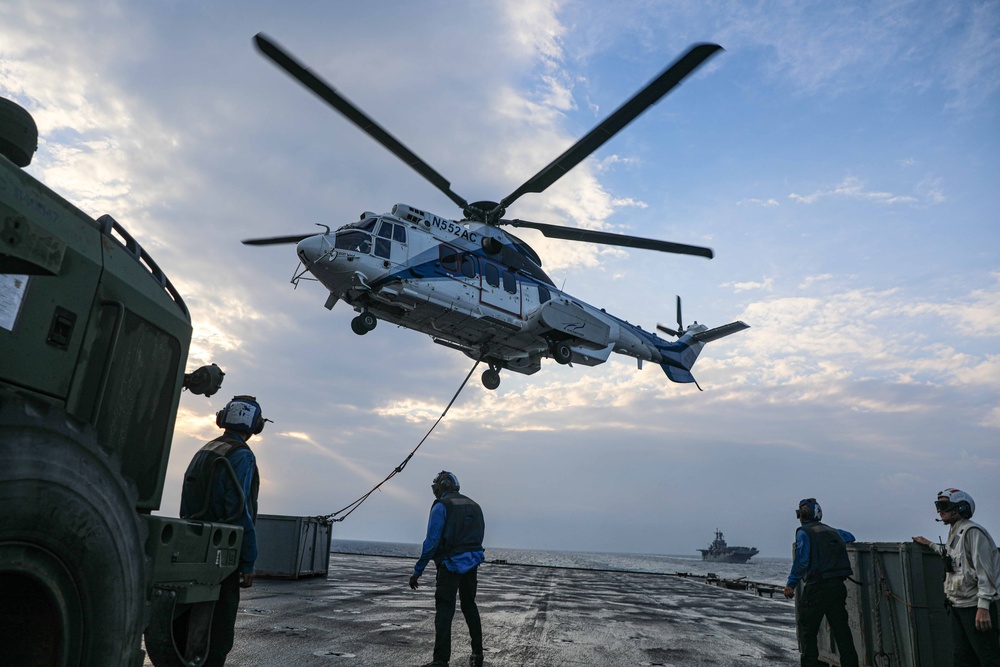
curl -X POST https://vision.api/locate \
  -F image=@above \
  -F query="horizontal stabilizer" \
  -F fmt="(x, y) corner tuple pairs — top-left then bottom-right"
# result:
(691, 321), (750, 343)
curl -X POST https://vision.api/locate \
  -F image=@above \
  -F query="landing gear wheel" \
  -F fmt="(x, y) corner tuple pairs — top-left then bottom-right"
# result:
(351, 312), (377, 335)
(552, 341), (572, 365)
(0, 392), (148, 667)
(481, 369), (501, 390)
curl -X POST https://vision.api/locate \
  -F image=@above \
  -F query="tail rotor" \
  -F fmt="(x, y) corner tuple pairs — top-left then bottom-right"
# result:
(657, 295), (685, 338)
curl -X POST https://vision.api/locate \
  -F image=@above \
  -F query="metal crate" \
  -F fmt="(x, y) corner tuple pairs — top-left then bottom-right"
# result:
(254, 514), (332, 579)
(807, 541), (951, 666)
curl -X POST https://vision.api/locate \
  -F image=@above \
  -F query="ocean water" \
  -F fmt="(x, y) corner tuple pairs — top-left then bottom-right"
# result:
(331, 539), (792, 587)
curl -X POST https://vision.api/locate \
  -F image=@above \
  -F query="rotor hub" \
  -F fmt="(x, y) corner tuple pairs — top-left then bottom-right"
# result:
(464, 201), (505, 224)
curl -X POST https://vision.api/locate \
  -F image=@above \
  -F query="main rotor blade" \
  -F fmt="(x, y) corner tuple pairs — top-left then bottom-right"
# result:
(495, 43), (723, 215)
(504, 219), (713, 259)
(254, 33), (469, 211)
(242, 234), (313, 246)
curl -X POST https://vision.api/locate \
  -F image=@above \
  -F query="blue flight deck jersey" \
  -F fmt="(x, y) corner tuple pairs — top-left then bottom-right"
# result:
(786, 522), (855, 588)
(413, 494), (485, 577)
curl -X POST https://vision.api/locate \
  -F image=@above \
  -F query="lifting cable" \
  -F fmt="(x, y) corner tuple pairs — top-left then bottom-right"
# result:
(317, 357), (482, 524)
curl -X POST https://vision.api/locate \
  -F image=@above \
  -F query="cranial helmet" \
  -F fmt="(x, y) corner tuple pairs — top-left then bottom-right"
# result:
(935, 488), (975, 519)
(216, 395), (265, 435)
(432, 471), (460, 498)
(796, 498), (823, 522)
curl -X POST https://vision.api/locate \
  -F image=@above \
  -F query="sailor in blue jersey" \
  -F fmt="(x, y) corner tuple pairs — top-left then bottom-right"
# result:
(409, 471), (485, 667)
(180, 395), (266, 667)
(783, 498), (859, 667)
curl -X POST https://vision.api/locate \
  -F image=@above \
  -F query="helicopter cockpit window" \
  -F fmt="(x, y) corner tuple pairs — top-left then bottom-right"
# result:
(484, 263), (500, 288)
(335, 230), (371, 254)
(377, 221), (393, 239)
(460, 254), (477, 279)
(440, 246), (460, 273)
(392, 224), (407, 244)
(502, 270), (517, 294)
(358, 217), (378, 232)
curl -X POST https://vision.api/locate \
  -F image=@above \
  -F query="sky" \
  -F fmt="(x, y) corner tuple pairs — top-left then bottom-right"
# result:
(2, 0), (998, 559)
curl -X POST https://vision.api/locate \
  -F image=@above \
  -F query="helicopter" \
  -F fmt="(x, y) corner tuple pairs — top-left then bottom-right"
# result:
(244, 34), (749, 391)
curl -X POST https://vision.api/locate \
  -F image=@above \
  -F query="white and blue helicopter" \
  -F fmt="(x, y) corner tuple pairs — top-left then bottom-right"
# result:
(244, 34), (749, 391)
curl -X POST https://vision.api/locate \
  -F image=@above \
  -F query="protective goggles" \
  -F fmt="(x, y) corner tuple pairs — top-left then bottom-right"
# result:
(935, 500), (956, 513)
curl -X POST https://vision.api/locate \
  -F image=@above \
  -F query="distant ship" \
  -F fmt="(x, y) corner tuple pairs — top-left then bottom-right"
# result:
(698, 529), (759, 563)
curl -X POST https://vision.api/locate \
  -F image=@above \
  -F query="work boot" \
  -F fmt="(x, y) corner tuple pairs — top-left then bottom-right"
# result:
(469, 653), (484, 667)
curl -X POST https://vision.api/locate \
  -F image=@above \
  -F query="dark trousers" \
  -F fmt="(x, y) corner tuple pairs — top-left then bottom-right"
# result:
(434, 564), (483, 664)
(950, 603), (1000, 666)
(204, 570), (241, 667)
(797, 578), (859, 667)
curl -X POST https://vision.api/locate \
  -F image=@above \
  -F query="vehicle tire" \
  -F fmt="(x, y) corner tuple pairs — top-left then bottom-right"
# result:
(481, 369), (501, 390)
(0, 97), (38, 167)
(0, 392), (148, 667)
(552, 341), (572, 365)
(359, 311), (377, 331)
(351, 316), (368, 335)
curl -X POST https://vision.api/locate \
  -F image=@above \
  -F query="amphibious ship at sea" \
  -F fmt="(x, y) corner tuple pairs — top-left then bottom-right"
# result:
(699, 529), (760, 563)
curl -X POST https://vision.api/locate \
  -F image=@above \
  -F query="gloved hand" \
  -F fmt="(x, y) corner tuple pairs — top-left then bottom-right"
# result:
(409, 574), (420, 590)
(783, 586), (794, 599)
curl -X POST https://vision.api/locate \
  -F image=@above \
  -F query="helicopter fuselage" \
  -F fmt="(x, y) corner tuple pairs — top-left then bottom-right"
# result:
(294, 203), (727, 389)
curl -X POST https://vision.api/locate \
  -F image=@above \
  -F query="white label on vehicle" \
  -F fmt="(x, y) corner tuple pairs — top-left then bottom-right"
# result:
(0, 275), (28, 332)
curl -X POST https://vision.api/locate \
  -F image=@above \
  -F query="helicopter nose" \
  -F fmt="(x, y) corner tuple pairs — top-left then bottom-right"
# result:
(296, 235), (327, 264)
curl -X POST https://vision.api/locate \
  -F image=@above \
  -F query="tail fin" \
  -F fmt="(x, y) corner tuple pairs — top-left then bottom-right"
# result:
(658, 321), (749, 387)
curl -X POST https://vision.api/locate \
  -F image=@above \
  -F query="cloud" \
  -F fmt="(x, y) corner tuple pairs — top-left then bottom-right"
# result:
(798, 274), (835, 289)
(895, 274), (1000, 338)
(737, 198), (780, 207)
(722, 277), (774, 293)
(597, 154), (641, 172)
(788, 175), (919, 206)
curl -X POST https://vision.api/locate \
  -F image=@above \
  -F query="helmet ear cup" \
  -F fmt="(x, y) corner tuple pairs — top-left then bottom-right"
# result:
(250, 405), (265, 435)
(796, 498), (819, 521)
(432, 471), (459, 497)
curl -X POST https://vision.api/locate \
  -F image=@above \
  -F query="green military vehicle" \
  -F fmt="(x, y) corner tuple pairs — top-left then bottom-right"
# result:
(1, 96), (242, 666)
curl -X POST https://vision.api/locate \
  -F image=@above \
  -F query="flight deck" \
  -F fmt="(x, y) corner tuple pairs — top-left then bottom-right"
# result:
(144, 552), (799, 666)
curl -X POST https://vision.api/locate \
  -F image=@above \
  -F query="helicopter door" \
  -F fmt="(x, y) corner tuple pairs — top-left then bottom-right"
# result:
(480, 260), (521, 316)
(373, 219), (407, 265)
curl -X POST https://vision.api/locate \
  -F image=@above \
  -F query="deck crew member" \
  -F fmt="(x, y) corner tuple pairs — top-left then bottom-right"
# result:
(783, 498), (859, 667)
(180, 395), (266, 667)
(914, 488), (1000, 666)
(409, 471), (485, 667)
